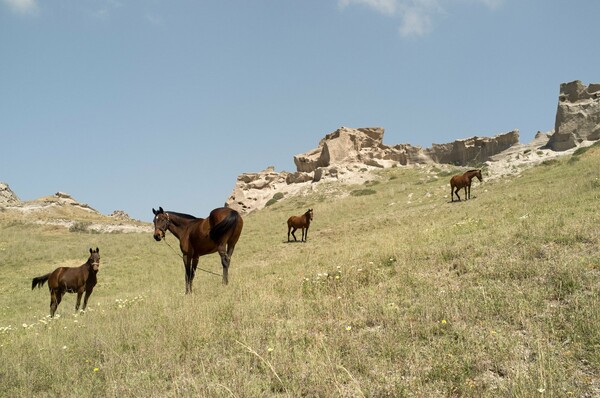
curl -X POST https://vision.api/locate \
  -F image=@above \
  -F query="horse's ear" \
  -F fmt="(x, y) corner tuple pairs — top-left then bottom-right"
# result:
(159, 206), (164, 213)
(96, 247), (99, 254)
(153, 208), (157, 215)
(89, 248), (93, 254)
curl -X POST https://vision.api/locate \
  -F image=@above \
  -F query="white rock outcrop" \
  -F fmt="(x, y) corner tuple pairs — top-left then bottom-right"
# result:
(0, 182), (20, 205)
(547, 80), (600, 151)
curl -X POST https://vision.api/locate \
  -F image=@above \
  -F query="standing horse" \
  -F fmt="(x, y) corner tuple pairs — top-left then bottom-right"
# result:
(152, 206), (243, 294)
(450, 169), (483, 202)
(287, 208), (313, 242)
(31, 248), (100, 317)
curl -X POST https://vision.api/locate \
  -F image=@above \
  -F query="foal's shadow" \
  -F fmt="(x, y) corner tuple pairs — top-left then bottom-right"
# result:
(448, 196), (477, 204)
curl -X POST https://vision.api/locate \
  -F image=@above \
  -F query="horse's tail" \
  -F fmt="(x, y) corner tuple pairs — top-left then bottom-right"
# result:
(210, 209), (242, 243)
(32, 273), (51, 290)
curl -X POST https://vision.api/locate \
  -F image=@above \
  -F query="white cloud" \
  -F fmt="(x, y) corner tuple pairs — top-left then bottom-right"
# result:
(338, 0), (503, 38)
(2, 0), (38, 15)
(338, 0), (398, 16)
(399, 8), (433, 37)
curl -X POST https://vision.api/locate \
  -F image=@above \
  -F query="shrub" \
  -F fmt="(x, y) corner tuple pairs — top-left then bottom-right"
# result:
(69, 221), (91, 233)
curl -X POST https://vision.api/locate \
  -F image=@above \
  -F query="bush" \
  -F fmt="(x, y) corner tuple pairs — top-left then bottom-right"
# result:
(69, 221), (91, 233)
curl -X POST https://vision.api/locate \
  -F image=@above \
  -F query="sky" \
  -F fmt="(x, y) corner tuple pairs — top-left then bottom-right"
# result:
(1, 0), (599, 222)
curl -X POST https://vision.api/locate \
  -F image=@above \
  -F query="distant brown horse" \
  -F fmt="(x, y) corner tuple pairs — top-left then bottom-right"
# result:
(152, 206), (243, 294)
(31, 248), (100, 317)
(450, 169), (483, 202)
(287, 208), (313, 242)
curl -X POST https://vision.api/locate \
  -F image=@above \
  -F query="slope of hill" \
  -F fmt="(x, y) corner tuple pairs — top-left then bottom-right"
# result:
(0, 142), (599, 397)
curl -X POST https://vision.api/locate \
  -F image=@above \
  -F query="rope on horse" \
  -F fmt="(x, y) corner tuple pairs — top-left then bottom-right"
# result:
(162, 238), (222, 278)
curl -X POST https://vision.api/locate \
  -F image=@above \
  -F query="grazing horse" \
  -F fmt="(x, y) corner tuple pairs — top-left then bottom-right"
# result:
(31, 248), (100, 317)
(152, 206), (243, 293)
(450, 169), (483, 202)
(287, 208), (313, 242)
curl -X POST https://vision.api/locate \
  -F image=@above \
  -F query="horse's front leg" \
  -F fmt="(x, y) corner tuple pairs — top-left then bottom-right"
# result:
(75, 290), (83, 311)
(303, 227), (309, 242)
(182, 255), (193, 294)
(218, 244), (231, 285)
(189, 257), (199, 293)
(467, 184), (471, 200)
(82, 287), (94, 311)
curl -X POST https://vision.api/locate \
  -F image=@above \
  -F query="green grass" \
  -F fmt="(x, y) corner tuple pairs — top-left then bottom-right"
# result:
(1, 146), (600, 397)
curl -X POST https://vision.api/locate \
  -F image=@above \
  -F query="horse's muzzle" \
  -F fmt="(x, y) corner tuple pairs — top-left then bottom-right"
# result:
(153, 232), (163, 241)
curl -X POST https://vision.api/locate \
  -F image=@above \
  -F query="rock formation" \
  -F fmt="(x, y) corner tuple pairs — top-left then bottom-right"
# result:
(227, 126), (521, 213)
(0, 182), (20, 205)
(546, 80), (600, 151)
(427, 130), (519, 165)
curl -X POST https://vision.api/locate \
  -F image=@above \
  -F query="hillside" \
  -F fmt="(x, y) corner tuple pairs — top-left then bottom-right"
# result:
(0, 143), (599, 397)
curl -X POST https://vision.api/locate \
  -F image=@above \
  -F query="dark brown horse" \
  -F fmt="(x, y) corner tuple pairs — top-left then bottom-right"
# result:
(287, 208), (313, 242)
(31, 248), (100, 317)
(152, 206), (243, 293)
(450, 169), (482, 202)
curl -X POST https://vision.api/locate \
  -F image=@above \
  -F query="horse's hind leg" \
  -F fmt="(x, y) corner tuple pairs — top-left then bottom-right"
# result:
(291, 227), (298, 242)
(50, 289), (63, 318)
(218, 244), (231, 285)
(287, 225), (292, 242)
(454, 187), (461, 201)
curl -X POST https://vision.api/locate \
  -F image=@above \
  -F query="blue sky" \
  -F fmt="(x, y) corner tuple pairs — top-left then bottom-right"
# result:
(1, 0), (598, 221)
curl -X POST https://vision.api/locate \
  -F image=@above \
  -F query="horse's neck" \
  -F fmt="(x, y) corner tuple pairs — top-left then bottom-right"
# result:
(305, 214), (311, 225)
(80, 261), (91, 277)
(166, 213), (194, 240)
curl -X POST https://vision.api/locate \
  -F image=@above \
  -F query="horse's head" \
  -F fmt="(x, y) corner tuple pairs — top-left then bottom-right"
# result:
(307, 208), (313, 221)
(89, 247), (100, 272)
(475, 169), (483, 182)
(152, 207), (170, 241)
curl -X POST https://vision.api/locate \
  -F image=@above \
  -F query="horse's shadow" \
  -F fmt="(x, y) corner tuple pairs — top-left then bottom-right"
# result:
(448, 196), (477, 204)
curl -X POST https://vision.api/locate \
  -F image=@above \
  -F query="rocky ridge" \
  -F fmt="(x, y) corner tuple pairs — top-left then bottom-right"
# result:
(0, 190), (151, 233)
(227, 80), (600, 214)
(226, 127), (522, 214)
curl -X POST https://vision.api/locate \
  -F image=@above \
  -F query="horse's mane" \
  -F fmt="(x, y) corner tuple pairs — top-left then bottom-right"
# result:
(167, 211), (198, 220)
(466, 169), (480, 173)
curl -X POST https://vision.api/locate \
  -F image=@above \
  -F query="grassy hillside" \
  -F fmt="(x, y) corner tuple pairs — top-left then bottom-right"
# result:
(1, 145), (599, 397)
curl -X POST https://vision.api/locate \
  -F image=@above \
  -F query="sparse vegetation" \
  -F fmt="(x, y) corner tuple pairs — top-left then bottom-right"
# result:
(1, 144), (600, 397)
(266, 192), (285, 207)
(350, 188), (377, 196)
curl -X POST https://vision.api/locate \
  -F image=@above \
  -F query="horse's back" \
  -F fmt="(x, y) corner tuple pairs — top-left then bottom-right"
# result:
(50, 266), (86, 290)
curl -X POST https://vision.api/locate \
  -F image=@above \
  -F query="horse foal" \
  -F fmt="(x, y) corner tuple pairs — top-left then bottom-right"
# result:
(31, 248), (100, 317)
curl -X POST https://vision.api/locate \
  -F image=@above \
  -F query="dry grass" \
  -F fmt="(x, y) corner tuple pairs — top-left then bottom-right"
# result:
(1, 145), (600, 397)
